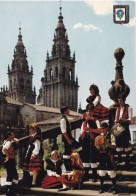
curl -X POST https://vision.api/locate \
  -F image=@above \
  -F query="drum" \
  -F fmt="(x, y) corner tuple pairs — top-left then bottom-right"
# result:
(95, 135), (105, 150)
(110, 123), (125, 138)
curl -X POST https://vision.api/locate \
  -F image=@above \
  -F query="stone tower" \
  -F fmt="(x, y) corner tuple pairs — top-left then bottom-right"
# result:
(8, 28), (36, 104)
(38, 7), (78, 111)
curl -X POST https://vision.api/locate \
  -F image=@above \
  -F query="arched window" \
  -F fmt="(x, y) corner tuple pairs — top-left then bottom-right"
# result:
(20, 79), (24, 89)
(69, 70), (72, 80)
(55, 67), (58, 78)
(50, 69), (53, 79)
(26, 80), (30, 90)
(63, 67), (66, 78)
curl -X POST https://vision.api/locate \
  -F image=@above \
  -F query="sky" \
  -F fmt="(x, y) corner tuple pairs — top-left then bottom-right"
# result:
(0, 0), (135, 115)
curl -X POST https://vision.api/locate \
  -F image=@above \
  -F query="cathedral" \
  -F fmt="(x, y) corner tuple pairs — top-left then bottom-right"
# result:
(0, 6), (79, 136)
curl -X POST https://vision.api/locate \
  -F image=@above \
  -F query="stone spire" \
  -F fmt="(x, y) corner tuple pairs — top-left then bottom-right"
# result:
(11, 28), (29, 71)
(51, 6), (71, 59)
(7, 28), (36, 104)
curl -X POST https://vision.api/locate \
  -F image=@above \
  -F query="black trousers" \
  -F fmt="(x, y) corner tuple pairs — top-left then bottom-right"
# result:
(4, 158), (18, 184)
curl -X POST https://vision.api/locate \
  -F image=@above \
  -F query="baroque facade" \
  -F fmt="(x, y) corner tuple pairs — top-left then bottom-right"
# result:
(37, 7), (79, 111)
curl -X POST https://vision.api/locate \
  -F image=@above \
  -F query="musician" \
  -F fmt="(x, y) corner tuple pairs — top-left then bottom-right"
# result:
(2, 131), (19, 196)
(114, 96), (132, 168)
(41, 150), (66, 189)
(22, 124), (43, 187)
(94, 122), (117, 194)
(79, 104), (100, 182)
(60, 106), (82, 171)
(86, 84), (109, 121)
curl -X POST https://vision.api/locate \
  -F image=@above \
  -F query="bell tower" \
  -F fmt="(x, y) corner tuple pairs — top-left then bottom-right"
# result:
(38, 7), (78, 111)
(8, 28), (36, 104)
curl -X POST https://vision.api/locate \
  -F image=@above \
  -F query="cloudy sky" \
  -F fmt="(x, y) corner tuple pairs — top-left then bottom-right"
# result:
(0, 0), (135, 115)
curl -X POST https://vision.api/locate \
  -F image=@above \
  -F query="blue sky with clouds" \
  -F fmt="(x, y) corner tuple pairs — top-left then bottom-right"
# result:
(0, 1), (135, 115)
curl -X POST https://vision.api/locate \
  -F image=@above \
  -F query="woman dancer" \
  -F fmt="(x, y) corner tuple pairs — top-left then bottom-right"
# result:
(86, 84), (109, 121)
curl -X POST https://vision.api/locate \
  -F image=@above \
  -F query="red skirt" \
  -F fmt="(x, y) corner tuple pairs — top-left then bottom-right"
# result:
(59, 175), (80, 189)
(22, 154), (43, 171)
(93, 103), (109, 121)
(41, 176), (62, 189)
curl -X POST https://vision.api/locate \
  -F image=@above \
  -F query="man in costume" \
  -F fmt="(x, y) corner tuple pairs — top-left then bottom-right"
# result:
(2, 131), (19, 196)
(79, 104), (100, 182)
(114, 96), (132, 168)
(60, 106), (82, 171)
(93, 122), (117, 194)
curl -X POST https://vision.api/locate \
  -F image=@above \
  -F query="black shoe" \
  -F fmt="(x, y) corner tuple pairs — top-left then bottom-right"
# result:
(99, 189), (104, 194)
(58, 188), (70, 191)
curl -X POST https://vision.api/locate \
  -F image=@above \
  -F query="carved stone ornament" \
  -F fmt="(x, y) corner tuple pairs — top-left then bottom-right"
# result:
(108, 48), (130, 106)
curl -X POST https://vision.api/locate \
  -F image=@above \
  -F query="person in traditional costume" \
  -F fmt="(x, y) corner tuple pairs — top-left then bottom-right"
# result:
(2, 131), (19, 196)
(91, 122), (117, 194)
(79, 104), (100, 182)
(60, 106), (82, 171)
(22, 124), (43, 187)
(86, 84), (109, 121)
(58, 152), (84, 191)
(41, 150), (66, 189)
(114, 96), (132, 168)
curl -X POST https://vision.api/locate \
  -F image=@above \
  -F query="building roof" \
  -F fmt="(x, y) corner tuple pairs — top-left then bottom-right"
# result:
(37, 114), (82, 126)
(6, 96), (22, 106)
(37, 115), (61, 125)
(21, 103), (81, 116)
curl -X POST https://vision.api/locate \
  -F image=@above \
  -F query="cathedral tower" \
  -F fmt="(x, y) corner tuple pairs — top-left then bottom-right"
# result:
(38, 7), (78, 111)
(8, 28), (36, 104)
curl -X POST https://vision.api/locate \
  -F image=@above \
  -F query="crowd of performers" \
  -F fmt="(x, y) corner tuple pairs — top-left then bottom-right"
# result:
(2, 84), (133, 195)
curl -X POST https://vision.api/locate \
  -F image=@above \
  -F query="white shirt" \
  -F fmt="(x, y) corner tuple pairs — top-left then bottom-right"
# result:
(26, 134), (41, 157)
(2, 140), (12, 154)
(80, 119), (100, 135)
(93, 95), (101, 106)
(47, 159), (66, 176)
(115, 106), (132, 122)
(60, 115), (74, 134)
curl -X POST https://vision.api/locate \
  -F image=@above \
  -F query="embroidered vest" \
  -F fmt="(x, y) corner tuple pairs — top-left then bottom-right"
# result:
(116, 104), (129, 122)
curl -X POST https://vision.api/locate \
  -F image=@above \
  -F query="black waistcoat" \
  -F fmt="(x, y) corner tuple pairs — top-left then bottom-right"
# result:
(46, 159), (63, 175)
(61, 115), (74, 141)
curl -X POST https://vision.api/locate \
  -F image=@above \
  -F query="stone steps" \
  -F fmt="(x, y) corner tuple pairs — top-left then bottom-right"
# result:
(14, 169), (136, 195)
(0, 151), (136, 195)
(15, 179), (136, 196)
